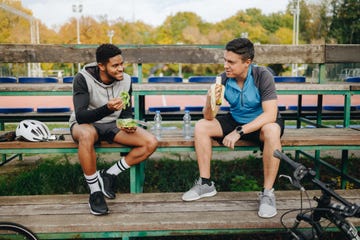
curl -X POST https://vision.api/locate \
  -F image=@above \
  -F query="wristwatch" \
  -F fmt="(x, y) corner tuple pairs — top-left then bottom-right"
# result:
(235, 125), (244, 137)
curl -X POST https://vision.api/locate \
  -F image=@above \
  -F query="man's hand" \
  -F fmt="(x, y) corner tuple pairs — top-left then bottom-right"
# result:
(222, 130), (241, 149)
(107, 98), (124, 111)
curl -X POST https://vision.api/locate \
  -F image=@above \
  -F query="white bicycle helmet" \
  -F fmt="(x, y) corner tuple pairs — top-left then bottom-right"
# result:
(16, 120), (52, 142)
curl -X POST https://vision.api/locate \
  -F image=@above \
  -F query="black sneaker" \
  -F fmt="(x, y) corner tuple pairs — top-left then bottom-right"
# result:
(89, 191), (108, 215)
(98, 169), (117, 199)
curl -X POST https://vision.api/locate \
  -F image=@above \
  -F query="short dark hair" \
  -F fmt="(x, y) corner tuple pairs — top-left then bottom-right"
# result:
(96, 44), (122, 63)
(225, 38), (254, 61)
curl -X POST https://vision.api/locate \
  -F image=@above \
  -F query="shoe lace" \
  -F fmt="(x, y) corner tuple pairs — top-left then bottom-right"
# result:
(193, 178), (202, 186)
(259, 193), (274, 206)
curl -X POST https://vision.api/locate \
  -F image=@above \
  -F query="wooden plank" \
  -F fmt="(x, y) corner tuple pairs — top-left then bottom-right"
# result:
(255, 44), (324, 64)
(0, 44), (329, 64)
(123, 46), (224, 64)
(131, 83), (351, 92)
(0, 83), (72, 92)
(325, 44), (360, 63)
(0, 128), (360, 151)
(0, 44), (96, 64)
(275, 83), (351, 91)
(351, 84), (360, 91)
(0, 190), (359, 234)
(0, 82), (353, 93)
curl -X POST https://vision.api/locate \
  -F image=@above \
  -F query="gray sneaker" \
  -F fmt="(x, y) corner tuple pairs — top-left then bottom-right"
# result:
(258, 188), (277, 218)
(182, 178), (217, 201)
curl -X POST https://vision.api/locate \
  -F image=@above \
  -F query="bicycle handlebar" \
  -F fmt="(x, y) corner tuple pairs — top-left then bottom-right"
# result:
(273, 149), (303, 170)
(273, 149), (360, 218)
(274, 149), (314, 184)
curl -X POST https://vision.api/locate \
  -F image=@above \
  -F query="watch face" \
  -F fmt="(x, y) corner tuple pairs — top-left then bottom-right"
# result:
(236, 126), (242, 133)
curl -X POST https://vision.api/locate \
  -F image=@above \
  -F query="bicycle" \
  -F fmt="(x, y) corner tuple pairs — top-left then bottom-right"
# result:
(0, 222), (38, 240)
(273, 149), (360, 240)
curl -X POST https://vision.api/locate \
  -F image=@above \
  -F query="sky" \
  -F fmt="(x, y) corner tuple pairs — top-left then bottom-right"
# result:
(22, 0), (290, 29)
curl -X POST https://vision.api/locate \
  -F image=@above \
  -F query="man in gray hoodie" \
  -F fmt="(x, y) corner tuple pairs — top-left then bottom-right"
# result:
(69, 44), (158, 215)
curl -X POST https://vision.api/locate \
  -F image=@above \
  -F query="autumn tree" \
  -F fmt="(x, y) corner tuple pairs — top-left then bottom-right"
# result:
(306, 0), (332, 43)
(3, 0), (358, 77)
(155, 12), (209, 44)
(0, 0), (35, 43)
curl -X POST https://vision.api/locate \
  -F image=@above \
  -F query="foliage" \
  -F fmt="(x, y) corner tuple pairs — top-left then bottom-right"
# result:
(2, 0), (356, 47)
(1, 0), (359, 77)
(230, 175), (261, 191)
(1, 151), (358, 196)
(328, 0), (360, 43)
(0, 156), (262, 195)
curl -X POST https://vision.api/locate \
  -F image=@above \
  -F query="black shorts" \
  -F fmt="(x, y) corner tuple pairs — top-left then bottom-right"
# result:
(214, 113), (284, 150)
(70, 121), (120, 144)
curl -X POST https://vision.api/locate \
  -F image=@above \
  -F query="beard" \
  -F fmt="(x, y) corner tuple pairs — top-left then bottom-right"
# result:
(104, 67), (123, 83)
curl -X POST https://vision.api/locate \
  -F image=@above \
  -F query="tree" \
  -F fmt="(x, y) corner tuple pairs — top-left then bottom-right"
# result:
(284, 0), (313, 44)
(298, 0), (313, 43)
(306, 0), (333, 43)
(261, 12), (293, 34)
(0, 1), (34, 43)
(156, 12), (207, 44)
(182, 26), (209, 44)
(274, 27), (294, 44)
(329, 0), (360, 43)
(112, 20), (153, 44)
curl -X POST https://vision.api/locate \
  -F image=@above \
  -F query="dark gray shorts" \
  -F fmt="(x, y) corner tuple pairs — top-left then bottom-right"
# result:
(70, 121), (120, 144)
(214, 113), (284, 150)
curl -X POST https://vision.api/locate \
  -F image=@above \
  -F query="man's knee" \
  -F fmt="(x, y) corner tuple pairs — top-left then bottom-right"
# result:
(141, 136), (157, 158)
(145, 134), (158, 153)
(75, 125), (98, 144)
(261, 123), (281, 142)
(194, 119), (210, 134)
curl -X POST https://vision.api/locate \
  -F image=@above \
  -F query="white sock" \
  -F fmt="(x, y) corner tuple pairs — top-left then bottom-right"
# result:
(84, 172), (101, 194)
(106, 157), (130, 176)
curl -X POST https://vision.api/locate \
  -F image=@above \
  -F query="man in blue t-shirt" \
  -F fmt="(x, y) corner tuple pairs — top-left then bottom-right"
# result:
(182, 38), (284, 219)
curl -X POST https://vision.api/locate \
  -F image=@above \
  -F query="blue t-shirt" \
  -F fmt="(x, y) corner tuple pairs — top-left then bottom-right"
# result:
(223, 65), (277, 124)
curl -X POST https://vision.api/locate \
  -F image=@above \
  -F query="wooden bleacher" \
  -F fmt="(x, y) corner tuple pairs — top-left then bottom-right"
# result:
(1, 190), (359, 239)
(1, 44), (360, 239)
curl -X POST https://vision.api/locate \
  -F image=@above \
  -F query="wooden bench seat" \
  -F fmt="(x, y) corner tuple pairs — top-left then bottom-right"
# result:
(1, 128), (360, 152)
(1, 109), (360, 131)
(0, 190), (359, 239)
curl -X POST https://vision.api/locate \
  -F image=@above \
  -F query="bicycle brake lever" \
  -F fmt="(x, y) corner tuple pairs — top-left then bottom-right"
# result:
(279, 174), (293, 184)
(279, 174), (305, 191)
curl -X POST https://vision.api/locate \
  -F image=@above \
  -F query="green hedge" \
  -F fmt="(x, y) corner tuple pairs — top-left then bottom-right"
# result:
(0, 156), (265, 195)
(0, 153), (358, 196)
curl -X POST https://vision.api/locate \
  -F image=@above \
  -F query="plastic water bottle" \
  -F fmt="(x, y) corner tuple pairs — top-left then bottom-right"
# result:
(183, 110), (192, 140)
(154, 110), (162, 139)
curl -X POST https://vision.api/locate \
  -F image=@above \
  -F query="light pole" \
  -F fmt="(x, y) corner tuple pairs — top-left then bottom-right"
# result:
(176, 42), (184, 77)
(72, 2), (83, 72)
(0, 3), (41, 76)
(291, 0), (300, 76)
(107, 30), (114, 43)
